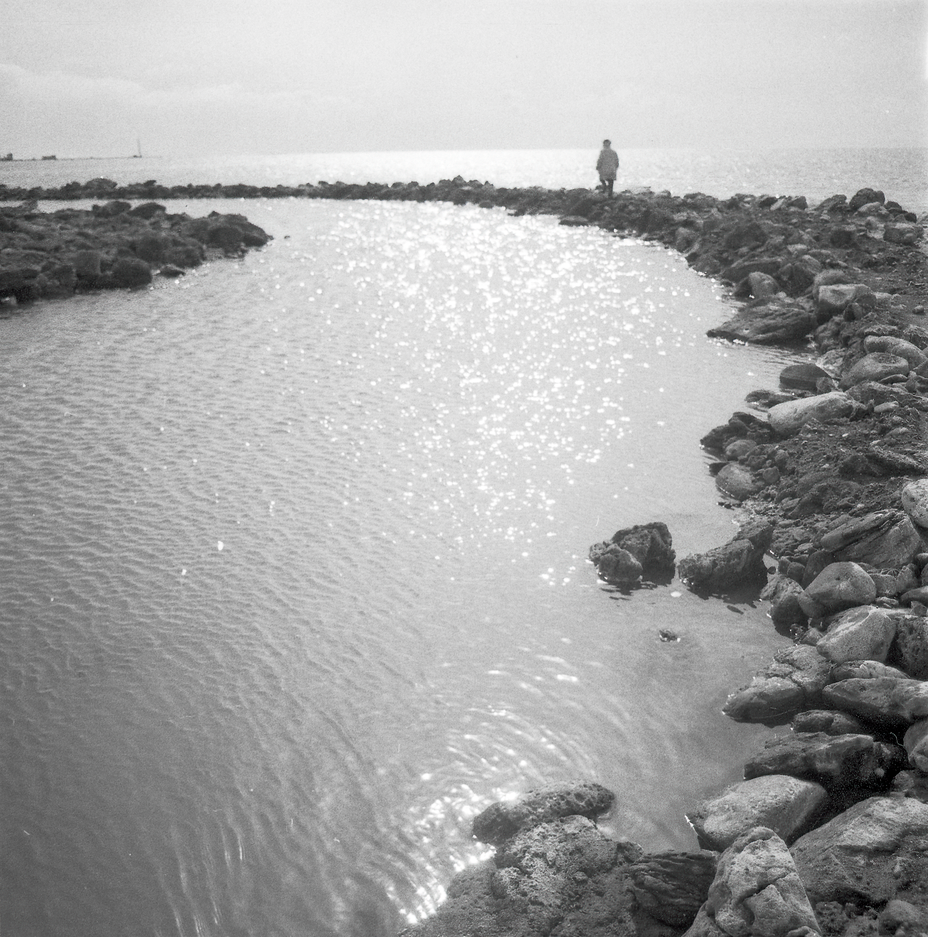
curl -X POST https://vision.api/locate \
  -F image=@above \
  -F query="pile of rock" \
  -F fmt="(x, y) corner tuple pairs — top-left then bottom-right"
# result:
(0, 200), (270, 306)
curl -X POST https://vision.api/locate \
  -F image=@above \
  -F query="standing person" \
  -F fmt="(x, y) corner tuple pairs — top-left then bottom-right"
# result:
(596, 139), (619, 197)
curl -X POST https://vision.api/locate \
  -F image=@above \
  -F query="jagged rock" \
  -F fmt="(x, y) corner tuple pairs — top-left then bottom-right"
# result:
(822, 676), (928, 729)
(471, 780), (615, 846)
(791, 710), (868, 735)
(790, 796), (928, 906)
(722, 644), (832, 723)
(819, 511), (923, 569)
(707, 299), (816, 345)
(588, 521), (676, 586)
(683, 827), (819, 937)
(814, 605), (897, 664)
(798, 562), (877, 619)
(767, 391), (855, 437)
(688, 775), (828, 851)
(677, 518), (772, 594)
(628, 851), (717, 927)
(903, 718), (928, 772)
(743, 732), (905, 795)
(840, 352), (911, 389)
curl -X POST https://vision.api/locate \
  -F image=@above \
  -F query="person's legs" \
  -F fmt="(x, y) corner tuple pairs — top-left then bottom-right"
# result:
(606, 178), (614, 197)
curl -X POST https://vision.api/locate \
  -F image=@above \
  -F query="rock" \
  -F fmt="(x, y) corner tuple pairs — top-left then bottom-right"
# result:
(684, 827), (819, 937)
(746, 271), (780, 298)
(126, 201), (167, 219)
(814, 604), (897, 664)
(883, 222), (923, 245)
(779, 362), (831, 392)
(819, 511), (923, 570)
(863, 334), (927, 368)
(760, 573), (807, 628)
(799, 562), (877, 618)
(840, 352), (911, 389)
(767, 391), (855, 437)
(73, 249), (102, 281)
(822, 676), (928, 729)
(848, 188), (885, 212)
(722, 644), (832, 723)
(902, 479), (928, 530)
(879, 899), (928, 934)
(688, 775), (828, 851)
(707, 299), (816, 345)
(791, 710), (868, 735)
(723, 220), (769, 251)
(890, 614), (928, 679)
(471, 780), (615, 846)
(677, 518), (772, 594)
(744, 732), (905, 796)
(891, 769), (928, 803)
(830, 659), (907, 681)
(903, 718), (928, 772)
(817, 283), (877, 317)
(589, 545), (642, 585)
(589, 520), (676, 587)
(790, 796), (928, 906)
(628, 850), (717, 927)
(110, 257), (153, 288)
(715, 462), (766, 502)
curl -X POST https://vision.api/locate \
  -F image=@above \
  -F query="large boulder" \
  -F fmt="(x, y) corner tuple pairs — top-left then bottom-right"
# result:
(628, 851), (717, 927)
(798, 562), (876, 619)
(722, 644), (832, 723)
(707, 299), (816, 345)
(687, 775), (828, 851)
(743, 732), (904, 796)
(816, 283), (878, 317)
(790, 796), (928, 906)
(471, 780), (615, 846)
(822, 676), (928, 729)
(677, 518), (772, 594)
(714, 462), (766, 502)
(766, 392), (855, 437)
(683, 827), (819, 937)
(814, 604), (897, 664)
(819, 510), (923, 569)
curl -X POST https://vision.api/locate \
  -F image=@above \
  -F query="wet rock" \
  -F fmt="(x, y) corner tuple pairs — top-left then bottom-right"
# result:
(684, 827), (819, 937)
(790, 796), (928, 907)
(760, 573), (807, 628)
(814, 604), (897, 664)
(677, 518), (772, 594)
(743, 732), (904, 795)
(110, 257), (153, 288)
(707, 299), (816, 345)
(589, 521), (675, 586)
(822, 676), (928, 730)
(745, 271), (780, 298)
(471, 780), (615, 846)
(722, 644), (832, 723)
(766, 391), (855, 437)
(715, 462), (766, 502)
(628, 850), (717, 927)
(779, 363), (831, 392)
(840, 352), (911, 389)
(798, 562), (877, 618)
(688, 775), (828, 851)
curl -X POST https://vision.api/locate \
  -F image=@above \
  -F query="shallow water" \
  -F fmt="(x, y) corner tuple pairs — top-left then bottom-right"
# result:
(2, 199), (798, 935)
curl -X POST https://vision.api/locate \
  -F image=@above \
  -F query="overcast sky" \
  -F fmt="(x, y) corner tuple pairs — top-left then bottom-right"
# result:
(1, 0), (925, 158)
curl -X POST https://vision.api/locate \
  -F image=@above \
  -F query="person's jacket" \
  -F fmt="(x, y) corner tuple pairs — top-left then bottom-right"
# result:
(596, 148), (619, 178)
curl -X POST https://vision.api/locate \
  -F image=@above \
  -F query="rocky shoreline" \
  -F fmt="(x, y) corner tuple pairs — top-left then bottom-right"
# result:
(5, 175), (928, 935)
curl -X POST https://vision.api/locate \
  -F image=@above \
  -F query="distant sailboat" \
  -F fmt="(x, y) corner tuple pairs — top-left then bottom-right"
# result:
(133, 138), (142, 159)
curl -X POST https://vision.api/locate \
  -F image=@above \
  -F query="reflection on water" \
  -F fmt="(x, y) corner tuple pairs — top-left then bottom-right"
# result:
(2, 199), (795, 936)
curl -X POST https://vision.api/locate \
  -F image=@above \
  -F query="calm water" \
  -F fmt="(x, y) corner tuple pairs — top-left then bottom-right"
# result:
(0, 160), (844, 937)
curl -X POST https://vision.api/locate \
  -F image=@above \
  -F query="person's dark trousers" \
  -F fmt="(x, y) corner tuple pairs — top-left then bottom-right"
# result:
(601, 178), (614, 197)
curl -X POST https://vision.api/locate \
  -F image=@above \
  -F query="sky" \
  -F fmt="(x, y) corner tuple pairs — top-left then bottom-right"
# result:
(0, 0), (926, 158)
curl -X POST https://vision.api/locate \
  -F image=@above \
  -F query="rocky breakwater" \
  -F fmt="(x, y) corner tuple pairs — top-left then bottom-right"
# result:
(401, 185), (928, 936)
(0, 195), (270, 308)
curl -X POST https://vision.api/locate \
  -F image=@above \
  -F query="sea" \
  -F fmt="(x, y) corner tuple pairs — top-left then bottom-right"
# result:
(1, 147), (925, 937)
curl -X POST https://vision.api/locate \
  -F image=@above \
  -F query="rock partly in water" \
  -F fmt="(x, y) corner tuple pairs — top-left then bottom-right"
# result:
(677, 518), (772, 594)
(588, 521), (676, 586)
(628, 850), (717, 928)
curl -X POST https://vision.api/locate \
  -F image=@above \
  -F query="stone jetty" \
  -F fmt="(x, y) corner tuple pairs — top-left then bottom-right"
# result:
(4, 174), (928, 935)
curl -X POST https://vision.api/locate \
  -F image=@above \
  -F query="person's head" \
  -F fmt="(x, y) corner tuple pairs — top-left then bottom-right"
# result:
(602, 139), (611, 147)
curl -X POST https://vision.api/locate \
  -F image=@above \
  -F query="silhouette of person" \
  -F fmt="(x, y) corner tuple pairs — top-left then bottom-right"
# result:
(596, 140), (619, 197)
